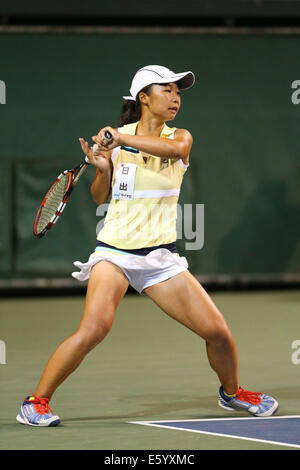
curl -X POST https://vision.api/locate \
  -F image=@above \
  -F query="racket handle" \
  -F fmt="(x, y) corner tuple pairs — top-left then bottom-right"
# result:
(104, 130), (113, 143)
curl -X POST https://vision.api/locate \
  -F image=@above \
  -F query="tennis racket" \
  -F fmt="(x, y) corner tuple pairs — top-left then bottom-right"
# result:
(33, 130), (112, 238)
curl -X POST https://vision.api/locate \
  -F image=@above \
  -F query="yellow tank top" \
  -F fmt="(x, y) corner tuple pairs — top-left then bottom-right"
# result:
(97, 121), (189, 249)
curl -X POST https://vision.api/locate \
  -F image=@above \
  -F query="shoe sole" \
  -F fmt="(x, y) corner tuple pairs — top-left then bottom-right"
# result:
(218, 398), (235, 411)
(16, 413), (60, 427)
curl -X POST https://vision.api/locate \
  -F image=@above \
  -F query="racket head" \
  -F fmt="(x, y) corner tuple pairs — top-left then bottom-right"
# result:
(33, 170), (73, 237)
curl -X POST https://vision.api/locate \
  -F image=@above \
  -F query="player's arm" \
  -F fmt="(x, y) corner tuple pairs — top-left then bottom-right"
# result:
(92, 127), (193, 161)
(90, 162), (113, 205)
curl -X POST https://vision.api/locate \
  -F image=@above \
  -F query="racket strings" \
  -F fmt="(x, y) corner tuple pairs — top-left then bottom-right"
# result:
(37, 174), (70, 232)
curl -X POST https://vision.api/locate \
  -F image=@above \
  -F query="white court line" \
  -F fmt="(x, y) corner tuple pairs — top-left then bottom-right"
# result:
(129, 415), (300, 449)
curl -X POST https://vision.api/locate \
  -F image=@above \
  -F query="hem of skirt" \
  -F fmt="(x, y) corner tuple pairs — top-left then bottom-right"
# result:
(72, 249), (188, 286)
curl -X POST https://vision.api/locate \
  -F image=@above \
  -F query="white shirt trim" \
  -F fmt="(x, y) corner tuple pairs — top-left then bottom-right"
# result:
(111, 146), (121, 163)
(133, 189), (180, 198)
(178, 159), (189, 169)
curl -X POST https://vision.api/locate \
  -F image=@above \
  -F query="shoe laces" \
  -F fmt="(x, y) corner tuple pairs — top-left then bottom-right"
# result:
(25, 393), (53, 415)
(236, 387), (262, 405)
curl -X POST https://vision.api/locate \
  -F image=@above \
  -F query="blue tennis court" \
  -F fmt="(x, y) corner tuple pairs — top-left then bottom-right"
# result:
(131, 416), (300, 449)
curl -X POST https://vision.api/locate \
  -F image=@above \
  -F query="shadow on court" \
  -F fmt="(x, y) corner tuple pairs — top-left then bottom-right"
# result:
(62, 395), (221, 422)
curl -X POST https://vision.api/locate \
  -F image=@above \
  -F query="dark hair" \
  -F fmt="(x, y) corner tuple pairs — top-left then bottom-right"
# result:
(118, 84), (153, 127)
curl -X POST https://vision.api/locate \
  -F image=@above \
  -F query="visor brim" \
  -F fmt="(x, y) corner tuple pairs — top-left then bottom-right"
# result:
(153, 71), (195, 90)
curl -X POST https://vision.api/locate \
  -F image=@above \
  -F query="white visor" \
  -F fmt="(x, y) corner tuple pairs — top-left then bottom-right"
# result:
(123, 65), (195, 101)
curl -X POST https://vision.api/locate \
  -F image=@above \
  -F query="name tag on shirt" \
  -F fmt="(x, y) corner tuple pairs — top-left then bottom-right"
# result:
(112, 163), (137, 200)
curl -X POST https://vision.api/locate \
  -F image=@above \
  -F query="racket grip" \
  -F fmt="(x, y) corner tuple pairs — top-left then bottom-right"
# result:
(104, 130), (113, 143)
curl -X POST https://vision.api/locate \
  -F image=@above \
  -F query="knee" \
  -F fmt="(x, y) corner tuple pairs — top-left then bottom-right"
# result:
(76, 316), (113, 351)
(92, 317), (113, 344)
(205, 323), (233, 347)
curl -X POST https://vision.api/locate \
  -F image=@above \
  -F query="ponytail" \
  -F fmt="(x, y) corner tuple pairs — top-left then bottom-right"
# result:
(118, 84), (153, 127)
(118, 99), (141, 127)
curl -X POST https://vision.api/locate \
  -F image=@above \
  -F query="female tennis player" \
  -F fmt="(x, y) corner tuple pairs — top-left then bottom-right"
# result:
(17, 65), (278, 426)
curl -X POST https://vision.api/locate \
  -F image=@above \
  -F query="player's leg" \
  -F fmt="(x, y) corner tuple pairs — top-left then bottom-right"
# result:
(144, 270), (278, 417)
(144, 269), (239, 395)
(35, 260), (129, 399)
(17, 261), (129, 426)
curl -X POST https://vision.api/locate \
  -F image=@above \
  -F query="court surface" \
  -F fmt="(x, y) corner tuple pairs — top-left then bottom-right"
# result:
(1, 289), (300, 450)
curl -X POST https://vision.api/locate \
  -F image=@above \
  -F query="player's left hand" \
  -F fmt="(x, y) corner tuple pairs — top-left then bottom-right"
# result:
(92, 126), (120, 150)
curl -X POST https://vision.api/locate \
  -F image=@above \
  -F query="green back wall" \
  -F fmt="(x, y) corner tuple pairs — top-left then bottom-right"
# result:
(1, 32), (299, 279)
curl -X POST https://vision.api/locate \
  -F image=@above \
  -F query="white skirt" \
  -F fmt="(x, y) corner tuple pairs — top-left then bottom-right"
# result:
(72, 248), (189, 294)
